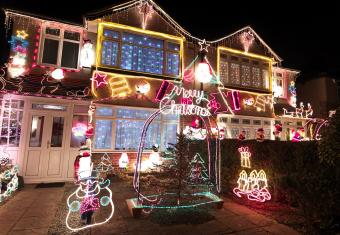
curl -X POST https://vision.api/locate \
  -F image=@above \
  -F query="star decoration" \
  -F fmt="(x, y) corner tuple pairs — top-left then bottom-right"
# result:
(138, 1), (154, 29)
(240, 31), (255, 53)
(16, 30), (28, 39)
(198, 39), (210, 52)
(91, 72), (108, 88)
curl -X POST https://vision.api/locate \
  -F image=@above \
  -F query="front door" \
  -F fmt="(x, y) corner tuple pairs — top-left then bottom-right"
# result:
(24, 112), (67, 181)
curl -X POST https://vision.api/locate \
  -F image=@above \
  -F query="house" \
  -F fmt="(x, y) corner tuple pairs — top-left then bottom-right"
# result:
(297, 74), (339, 118)
(0, 0), (306, 183)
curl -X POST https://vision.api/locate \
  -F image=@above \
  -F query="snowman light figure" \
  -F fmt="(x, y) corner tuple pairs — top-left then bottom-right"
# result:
(66, 177), (114, 231)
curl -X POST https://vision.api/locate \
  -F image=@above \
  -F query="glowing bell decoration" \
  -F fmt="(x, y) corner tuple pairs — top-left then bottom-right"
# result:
(195, 62), (212, 84)
(51, 68), (64, 80)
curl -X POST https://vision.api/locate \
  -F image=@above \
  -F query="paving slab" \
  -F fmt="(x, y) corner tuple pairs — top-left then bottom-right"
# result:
(0, 185), (64, 235)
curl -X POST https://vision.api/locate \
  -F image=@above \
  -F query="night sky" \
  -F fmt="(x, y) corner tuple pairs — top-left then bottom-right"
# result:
(0, 0), (339, 82)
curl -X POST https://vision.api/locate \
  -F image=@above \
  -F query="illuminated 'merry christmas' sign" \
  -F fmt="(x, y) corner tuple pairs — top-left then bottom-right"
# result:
(159, 85), (211, 116)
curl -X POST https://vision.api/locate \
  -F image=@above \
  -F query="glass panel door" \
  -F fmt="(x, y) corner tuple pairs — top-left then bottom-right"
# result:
(50, 117), (64, 147)
(29, 116), (45, 147)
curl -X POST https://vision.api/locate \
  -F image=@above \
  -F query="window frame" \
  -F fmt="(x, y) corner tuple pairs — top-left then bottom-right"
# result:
(97, 22), (184, 79)
(0, 97), (24, 147)
(93, 105), (179, 152)
(273, 73), (285, 98)
(217, 46), (273, 93)
(38, 23), (83, 70)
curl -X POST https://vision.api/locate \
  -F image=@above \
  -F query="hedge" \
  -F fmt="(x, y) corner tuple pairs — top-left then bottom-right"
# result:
(189, 139), (340, 233)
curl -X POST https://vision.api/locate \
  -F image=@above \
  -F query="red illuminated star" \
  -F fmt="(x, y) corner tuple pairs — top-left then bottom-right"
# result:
(91, 72), (108, 88)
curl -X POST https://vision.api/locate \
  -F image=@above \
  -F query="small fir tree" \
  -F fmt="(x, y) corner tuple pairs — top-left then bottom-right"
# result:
(160, 131), (192, 205)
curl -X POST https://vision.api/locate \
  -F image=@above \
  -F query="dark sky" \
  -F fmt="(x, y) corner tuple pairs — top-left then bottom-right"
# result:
(0, 0), (339, 81)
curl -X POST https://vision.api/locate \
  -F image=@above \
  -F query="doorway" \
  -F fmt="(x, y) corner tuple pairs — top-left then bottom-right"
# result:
(24, 111), (67, 182)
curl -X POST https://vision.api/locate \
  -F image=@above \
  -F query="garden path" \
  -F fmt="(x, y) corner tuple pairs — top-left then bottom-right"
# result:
(0, 179), (300, 235)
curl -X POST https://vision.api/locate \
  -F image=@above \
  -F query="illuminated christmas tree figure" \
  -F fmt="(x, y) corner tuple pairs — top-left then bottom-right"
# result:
(95, 153), (113, 173)
(187, 153), (210, 185)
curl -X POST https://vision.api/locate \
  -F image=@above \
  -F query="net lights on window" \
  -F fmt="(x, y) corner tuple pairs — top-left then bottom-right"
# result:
(96, 22), (184, 78)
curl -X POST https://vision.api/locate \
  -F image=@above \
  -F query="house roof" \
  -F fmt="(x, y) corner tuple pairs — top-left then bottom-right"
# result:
(84, 0), (200, 41)
(3, 8), (84, 28)
(209, 26), (283, 62)
(4, 0), (282, 62)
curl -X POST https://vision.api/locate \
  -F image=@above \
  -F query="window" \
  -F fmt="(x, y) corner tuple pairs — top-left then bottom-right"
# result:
(219, 117), (228, 123)
(264, 129), (271, 139)
(231, 118), (239, 124)
(231, 128), (239, 139)
(253, 120), (261, 125)
(241, 65), (251, 86)
(230, 63), (240, 85)
(262, 69), (270, 89)
(242, 128), (251, 139)
(252, 67), (261, 88)
(100, 27), (181, 77)
(94, 107), (178, 151)
(41, 26), (81, 69)
(219, 58), (228, 84)
(32, 103), (67, 111)
(0, 97), (24, 147)
(263, 120), (271, 126)
(219, 50), (271, 91)
(273, 74), (284, 98)
(242, 119), (251, 125)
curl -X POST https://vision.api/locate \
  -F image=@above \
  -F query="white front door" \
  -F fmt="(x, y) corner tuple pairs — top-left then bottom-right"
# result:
(24, 111), (67, 182)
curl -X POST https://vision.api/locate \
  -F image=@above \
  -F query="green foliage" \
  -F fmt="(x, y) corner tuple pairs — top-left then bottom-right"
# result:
(160, 132), (193, 203)
(318, 107), (340, 165)
(191, 138), (340, 233)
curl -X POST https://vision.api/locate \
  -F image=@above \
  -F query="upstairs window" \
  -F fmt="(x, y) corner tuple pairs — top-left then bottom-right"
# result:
(99, 25), (182, 77)
(218, 48), (272, 92)
(41, 26), (81, 69)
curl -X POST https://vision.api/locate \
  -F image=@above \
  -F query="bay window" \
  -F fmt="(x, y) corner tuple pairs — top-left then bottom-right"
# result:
(99, 25), (182, 77)
(94, 107), (178, 151)
(41, 25), (81, 69)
